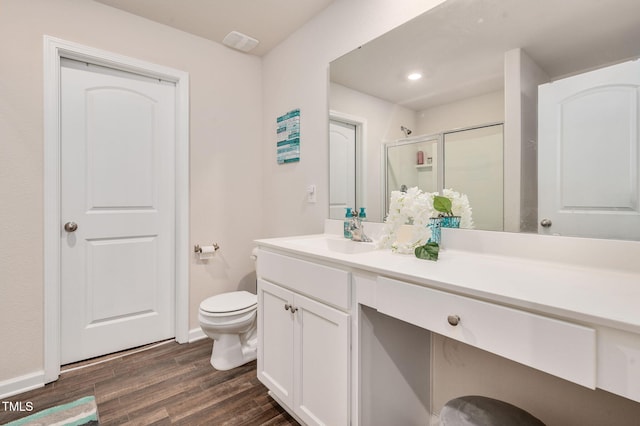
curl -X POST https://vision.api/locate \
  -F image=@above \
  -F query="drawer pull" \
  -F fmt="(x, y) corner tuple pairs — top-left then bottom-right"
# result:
(447, 315), (461, 326)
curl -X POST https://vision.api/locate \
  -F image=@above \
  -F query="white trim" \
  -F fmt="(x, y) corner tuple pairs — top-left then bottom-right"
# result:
(0, 371), (45, 399)
(188, 327), (207, 343)
(43, 36), (190, 384)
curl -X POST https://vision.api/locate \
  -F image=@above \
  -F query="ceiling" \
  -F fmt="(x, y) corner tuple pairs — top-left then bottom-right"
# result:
(93, 0), (640, 110)
(330, 0), (640, 111)
(94, 0), (335, 56)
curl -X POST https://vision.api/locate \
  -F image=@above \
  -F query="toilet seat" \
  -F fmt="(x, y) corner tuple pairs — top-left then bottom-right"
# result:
(200, 291), (257, 316)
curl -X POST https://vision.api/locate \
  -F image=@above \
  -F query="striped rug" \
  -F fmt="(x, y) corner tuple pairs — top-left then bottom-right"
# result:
(5, 396), (98, 425)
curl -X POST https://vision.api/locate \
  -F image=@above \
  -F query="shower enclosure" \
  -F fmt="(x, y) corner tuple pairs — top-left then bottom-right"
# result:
(383, 123), (504, 230)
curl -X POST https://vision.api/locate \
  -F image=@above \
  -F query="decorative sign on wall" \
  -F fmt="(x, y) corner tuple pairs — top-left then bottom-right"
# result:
(276, 108), (300, 164)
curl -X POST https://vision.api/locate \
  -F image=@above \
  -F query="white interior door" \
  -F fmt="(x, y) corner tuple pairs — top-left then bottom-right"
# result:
(60, 59), (176, 364)
(538, 59), (640, 240)
(329, 120), (356, 219)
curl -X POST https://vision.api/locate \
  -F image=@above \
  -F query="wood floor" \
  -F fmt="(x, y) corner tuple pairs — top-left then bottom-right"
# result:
(0, 339), (300, 425)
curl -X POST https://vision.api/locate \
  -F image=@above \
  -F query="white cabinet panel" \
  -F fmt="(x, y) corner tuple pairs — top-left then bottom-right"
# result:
(597, 327), (640, 403)
(257, 279), (294, 406)
(257, 250), (351, 310)
(377, 277), (596, 388)
(295, 293), (349, 426)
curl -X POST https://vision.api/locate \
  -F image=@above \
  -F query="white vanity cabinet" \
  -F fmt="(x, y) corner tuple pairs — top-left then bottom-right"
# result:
(256, 250), (351, 426)
(256, 229), (640, 424)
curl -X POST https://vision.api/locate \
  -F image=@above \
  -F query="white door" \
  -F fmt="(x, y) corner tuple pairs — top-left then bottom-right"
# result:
(60, 59), (176, 364)
(538, 59), (640, 239)
(329, 120), (356, 219)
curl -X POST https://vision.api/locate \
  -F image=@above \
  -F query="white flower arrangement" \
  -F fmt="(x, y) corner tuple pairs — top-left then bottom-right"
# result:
(376, 187), (474, 254)
(440, 188), (474, 229)
(376, 187), (433, 254)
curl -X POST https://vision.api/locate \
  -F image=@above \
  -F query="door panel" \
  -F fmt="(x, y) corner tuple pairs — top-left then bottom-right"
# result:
(87, 237), (157, 321)
(329, 120), (356, 220)
(538, 59), (640, 239)
(60, 61), (175, 364)
(87, 88), (156, 208)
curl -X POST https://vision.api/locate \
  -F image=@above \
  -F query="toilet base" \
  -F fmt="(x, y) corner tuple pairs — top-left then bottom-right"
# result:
(209, 332), (257, 371)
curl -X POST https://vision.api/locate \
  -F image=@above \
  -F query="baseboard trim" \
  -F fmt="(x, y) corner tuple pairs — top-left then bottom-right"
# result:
(188, 327), (206, 343)
(0, 371), (45, 399)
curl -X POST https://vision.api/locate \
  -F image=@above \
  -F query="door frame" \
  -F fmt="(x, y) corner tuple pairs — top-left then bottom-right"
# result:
(43, 36), (190, 383)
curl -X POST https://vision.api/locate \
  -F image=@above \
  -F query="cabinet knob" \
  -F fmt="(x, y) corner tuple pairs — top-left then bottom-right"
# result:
(447, 315), (460, 326)
(284, 304), (298, 313)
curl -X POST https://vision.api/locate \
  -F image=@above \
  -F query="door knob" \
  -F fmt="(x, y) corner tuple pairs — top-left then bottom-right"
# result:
(64, 222), (78, 232)
(540, 218), (552, 228)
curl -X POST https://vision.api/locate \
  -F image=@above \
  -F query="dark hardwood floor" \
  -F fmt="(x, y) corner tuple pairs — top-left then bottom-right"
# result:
(0, 339), (300, 425)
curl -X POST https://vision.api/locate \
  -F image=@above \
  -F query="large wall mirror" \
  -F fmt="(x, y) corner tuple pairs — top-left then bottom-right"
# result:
(328, 0), (640, 241)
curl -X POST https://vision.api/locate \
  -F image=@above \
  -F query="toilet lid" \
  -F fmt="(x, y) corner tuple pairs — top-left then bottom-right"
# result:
(200, 291), (257, 313)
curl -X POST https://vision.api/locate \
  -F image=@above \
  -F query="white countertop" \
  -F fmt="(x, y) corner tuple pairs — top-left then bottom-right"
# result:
(255, 229), (640, 334)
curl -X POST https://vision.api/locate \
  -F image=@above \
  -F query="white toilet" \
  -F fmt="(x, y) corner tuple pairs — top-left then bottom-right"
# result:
(198, 290), (258, 370)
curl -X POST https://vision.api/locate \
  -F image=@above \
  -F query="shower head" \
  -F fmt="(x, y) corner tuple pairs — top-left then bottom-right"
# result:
(401, 126), (412, 137)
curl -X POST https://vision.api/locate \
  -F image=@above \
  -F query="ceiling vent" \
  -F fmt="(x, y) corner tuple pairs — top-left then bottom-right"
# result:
(222, 31), (259, 53)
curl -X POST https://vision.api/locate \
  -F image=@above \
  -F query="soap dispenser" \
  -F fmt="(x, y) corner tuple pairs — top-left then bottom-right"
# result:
(359, 207), (367, 222)
(344, 208), (353, 239)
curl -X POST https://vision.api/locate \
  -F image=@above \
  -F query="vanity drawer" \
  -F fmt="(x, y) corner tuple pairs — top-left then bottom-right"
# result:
(376, 277), (596, 388)
(257, 249), (351, 310)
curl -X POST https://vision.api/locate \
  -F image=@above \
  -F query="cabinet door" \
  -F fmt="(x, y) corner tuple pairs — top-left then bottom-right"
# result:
(257, 279), (294, 407)
(294, 293), (350, 426)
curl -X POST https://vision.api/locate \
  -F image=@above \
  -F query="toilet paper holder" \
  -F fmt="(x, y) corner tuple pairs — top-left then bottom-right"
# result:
(194, 243), (220, 253)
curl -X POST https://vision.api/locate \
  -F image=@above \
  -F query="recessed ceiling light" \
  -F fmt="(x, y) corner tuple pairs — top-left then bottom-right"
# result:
(407, 72), (423, 81)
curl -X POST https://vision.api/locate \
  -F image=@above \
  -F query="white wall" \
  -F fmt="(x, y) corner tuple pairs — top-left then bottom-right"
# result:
(0, 0), (262, 384)
(416, 90), (505, 136)
(504, 48), (549, 232)
(261, 0), (447, 237)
